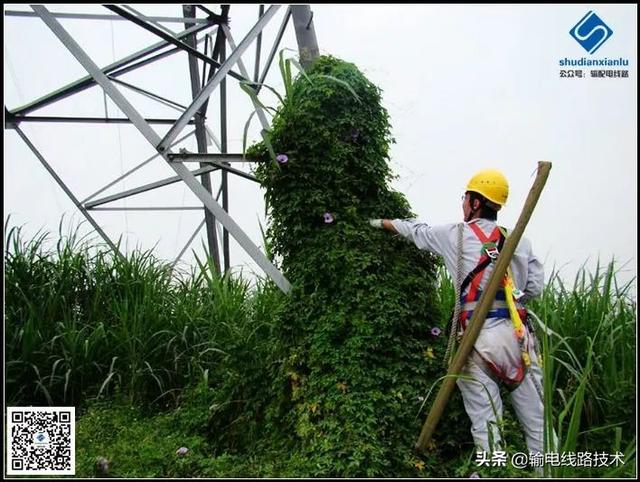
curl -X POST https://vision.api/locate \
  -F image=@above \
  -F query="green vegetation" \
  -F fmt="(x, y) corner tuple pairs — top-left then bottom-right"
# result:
(4, 221), (636, 477)
(245, 54), (461, 476)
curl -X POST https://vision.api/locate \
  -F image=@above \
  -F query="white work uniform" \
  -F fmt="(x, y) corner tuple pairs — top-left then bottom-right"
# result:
(391, 217), (546, 455)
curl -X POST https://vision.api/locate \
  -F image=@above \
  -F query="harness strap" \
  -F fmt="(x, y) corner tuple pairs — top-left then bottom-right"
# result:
(468, 222), (494, 243)
(459, 225), (506, 295)
(460, 225), (505, 325)
(461, 308), (528, 329)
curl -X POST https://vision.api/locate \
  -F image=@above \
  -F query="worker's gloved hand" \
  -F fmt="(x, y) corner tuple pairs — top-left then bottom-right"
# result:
(369, 219), (384, 229)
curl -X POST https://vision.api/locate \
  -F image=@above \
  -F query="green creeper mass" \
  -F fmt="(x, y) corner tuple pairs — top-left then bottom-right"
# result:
(248, 55), (467, 476)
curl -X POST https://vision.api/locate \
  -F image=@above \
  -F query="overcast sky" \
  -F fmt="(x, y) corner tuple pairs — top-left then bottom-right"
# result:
(4, 4), (637, 293)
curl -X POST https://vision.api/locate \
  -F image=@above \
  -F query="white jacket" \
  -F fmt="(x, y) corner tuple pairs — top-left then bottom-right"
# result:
(391, 218), (544, 308)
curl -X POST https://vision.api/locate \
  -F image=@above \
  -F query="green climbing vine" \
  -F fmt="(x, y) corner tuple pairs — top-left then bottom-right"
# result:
(244, 55), (470, 476)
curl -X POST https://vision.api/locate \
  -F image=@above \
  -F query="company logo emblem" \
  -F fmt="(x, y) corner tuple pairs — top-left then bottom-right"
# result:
(33, 432), (50, 444)
(570, 11), (613, 55)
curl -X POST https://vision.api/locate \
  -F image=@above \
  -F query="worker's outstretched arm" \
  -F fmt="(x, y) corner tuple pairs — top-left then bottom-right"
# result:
(370, 218), (455, 257)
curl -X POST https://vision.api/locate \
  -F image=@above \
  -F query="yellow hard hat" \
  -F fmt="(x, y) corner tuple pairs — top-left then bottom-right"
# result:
(466, 169), (509, 206)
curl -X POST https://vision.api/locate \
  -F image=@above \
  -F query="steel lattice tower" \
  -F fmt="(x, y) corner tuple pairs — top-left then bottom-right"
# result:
(4, 5), (320, 293)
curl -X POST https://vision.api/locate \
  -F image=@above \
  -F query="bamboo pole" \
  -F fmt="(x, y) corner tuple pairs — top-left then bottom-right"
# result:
(415, 161), (552, 453)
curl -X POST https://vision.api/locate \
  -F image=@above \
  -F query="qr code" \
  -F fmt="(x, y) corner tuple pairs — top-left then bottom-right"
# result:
(6, 407), (75, 475)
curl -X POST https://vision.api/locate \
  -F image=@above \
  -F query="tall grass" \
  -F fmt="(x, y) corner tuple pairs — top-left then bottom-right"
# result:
(5, 221), (636, 476)
(531, 262), (636, 432)
(5, 220), (285, 411)
(528, 262), (636, 477)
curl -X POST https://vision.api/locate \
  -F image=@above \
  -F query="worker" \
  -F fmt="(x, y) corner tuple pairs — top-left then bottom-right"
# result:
(369, 169), (546, 459)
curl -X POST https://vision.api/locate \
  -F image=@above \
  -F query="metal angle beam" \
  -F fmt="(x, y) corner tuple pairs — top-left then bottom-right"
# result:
(105, 6), (225, 25)
(201, 33), (212, 89)
(82, 129), (196, 204)
(194, 161), (259, 183)
(254, 5), (265, 83)
(121, 5), (177, 38)
(108, 77), (188, 112)
(220, 25), (230, 273)
(204, 124), (222, 151)
(172, 218), (207, 268)
(183, 3), (220, 273)
(9, 116), (194, 125)
(195, 5), (217, 18)
(197, 5), (230, 119)
(5, 10), (209, 24)
(90, 207), (204, 211)
(166, 153), (259, 163)
(213, 183), (224, 257)
(256, 7), (292, 95)
(158, 5), (281, 152)
(5, 108), (18, 129)
(106, 40), (204, 83)
(104, 5), (249, 84)
(9, 19), (214, 116)
(85, 165), (219, 209)
(217, 23), (269, 270)
(222, 25), (271, 131)
(32, 4), (291, 292)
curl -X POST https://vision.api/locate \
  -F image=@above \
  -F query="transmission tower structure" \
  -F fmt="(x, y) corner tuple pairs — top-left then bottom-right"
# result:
(4, 4), (320, 293)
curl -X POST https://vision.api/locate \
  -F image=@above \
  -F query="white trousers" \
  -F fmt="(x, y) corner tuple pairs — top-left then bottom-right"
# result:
(455, 319), (545, 455)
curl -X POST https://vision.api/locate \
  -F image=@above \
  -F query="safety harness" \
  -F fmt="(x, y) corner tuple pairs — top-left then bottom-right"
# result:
(459, 222), (533, 389)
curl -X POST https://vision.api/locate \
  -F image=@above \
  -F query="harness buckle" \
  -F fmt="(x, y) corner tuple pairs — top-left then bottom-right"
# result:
(483, 242), (500, 260)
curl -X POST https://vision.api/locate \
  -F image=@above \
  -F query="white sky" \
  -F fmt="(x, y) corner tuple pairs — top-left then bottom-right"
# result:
(4, 4), (637, 293)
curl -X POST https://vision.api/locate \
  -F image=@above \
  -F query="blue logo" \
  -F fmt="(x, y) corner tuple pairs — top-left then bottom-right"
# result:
(570, 11), (613, 55)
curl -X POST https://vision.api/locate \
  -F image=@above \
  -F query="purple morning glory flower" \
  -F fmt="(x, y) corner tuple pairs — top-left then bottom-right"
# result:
(323, 212), (334, 224)
(351, 129), (360, 141)
(176, 447), (189, 456)
(276, 154), (288, 164)
(430, 327), (442, 337)
(469, 472), (480, 478)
